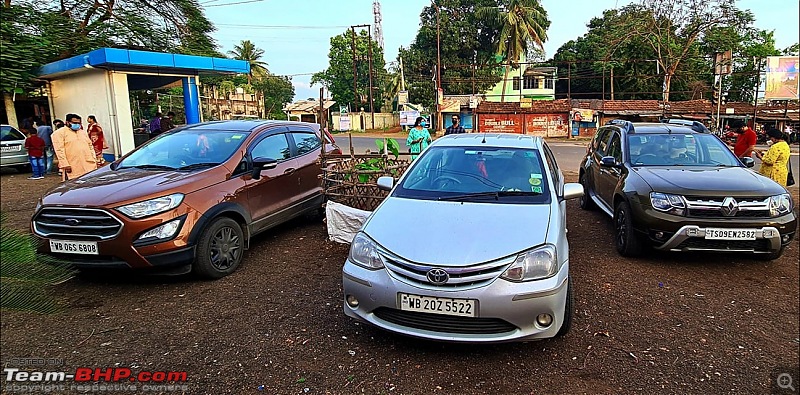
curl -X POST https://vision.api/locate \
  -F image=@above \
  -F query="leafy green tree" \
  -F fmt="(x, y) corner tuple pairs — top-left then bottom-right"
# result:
(253, 75), (294, 119)
(398, 0), (509, 109)
(228, 40), (269, 84)
(477, 0), (550, 102)
(312, 29), (387, 112)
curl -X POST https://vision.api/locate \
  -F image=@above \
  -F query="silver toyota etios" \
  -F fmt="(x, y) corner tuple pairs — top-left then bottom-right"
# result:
(342, 133), (584, 343)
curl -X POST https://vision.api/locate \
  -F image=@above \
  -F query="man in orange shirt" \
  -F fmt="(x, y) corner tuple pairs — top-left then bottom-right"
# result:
(728, 120), (757, 158)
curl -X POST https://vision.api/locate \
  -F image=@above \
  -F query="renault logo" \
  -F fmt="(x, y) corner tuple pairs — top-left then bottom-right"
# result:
(426, 268), (449, 285)
(720, 197), (739, 217)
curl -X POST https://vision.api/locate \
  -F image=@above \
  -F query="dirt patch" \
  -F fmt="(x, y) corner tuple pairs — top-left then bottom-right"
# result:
(1, 171), (798, 394)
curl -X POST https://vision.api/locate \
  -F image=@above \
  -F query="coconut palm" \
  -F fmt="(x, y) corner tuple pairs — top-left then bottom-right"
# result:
(228, 40), (269, 84)
(478, 0), (550, 102)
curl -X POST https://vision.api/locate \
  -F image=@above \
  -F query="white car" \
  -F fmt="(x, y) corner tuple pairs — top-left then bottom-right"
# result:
(0, 124), (30, 171)
(342, 133), (584, 343)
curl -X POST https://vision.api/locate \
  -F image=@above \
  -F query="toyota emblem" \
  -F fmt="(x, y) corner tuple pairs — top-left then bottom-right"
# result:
(426, 268), (449, 285)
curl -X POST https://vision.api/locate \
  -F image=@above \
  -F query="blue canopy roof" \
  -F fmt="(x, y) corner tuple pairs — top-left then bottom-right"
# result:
(38, 48), (250, 79)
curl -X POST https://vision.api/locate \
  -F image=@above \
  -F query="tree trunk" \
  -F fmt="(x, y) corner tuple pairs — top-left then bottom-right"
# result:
(501, 62), (510, 103)
(3, 92), (18, 129)
(663, 73), (672, 102)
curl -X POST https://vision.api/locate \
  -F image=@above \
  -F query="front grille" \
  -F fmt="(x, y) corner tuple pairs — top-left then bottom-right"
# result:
(380, 250), (513, 289)
(33, 207), (123, 240)
(687, 209), (771, 218)
(675, 238), (771, 252)
(373, 307), (517, 334)
(684, 196), (771, 219)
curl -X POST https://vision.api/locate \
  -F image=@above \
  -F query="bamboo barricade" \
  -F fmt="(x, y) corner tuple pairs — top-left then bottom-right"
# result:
(320, 153), (412, 212)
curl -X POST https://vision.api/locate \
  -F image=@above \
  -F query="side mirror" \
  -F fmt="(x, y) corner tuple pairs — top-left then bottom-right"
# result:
(740, 156), (755, 168)
(600, 156), (620, 167)
(562, 183), (585, 201)
(377, 176), (394, 191)
(251, 157), (278, 180)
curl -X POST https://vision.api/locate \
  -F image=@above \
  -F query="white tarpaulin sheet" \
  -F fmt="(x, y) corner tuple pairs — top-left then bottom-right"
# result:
(326, 201), (372, 244)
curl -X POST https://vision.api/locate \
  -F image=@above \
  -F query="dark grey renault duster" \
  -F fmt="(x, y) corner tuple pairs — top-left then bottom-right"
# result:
(579, 120), (796, 260)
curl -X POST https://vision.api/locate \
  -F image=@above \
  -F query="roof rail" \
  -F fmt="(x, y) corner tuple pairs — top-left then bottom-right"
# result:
(605, 119), (635, 133)
(661, 118), (711, 133)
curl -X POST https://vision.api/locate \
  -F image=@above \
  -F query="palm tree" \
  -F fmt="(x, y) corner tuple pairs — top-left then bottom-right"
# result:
(478, 0), (549, 102)
(228, 40), (269, 84)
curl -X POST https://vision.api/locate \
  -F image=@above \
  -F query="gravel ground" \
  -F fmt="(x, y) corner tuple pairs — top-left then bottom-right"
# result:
(1, 168), (798, 395)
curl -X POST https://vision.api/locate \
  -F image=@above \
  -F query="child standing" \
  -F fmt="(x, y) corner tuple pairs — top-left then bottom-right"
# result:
(24, 128), (46, 180)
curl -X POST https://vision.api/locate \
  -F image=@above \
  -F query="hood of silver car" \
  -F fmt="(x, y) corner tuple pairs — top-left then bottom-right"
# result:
(362, 197), (552, 266)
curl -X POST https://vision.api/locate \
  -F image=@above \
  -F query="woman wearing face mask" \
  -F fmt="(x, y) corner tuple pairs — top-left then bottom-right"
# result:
(754, 128), (790, 186)
(407, 116), (432, 160)
(51, 113), (98, 181)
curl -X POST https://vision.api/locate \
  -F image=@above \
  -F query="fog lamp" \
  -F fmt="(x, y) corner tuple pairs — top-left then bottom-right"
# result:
(346, 295), (359, 308)
(536, 314), (553, 327)
(782, 234), (791, 243)
(654, 231), (665, 240)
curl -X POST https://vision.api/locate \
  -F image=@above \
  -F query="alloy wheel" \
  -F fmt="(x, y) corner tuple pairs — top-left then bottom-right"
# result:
(209, 226), (241, 271)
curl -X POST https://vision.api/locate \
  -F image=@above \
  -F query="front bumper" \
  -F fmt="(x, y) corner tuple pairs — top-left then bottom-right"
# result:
(631, 205), (797, 253)
(342, 260), (570, 343)
(32, 206), (201, 271)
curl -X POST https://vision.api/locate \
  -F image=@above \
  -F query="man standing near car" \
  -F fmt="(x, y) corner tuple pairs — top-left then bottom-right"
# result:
(728, 120), (757, 158)
(445, 115), (466, 135)
(52, 113), (97, 181)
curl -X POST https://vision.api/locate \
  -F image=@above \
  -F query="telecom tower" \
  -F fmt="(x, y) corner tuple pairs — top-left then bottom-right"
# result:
(373, 0), (384, 50)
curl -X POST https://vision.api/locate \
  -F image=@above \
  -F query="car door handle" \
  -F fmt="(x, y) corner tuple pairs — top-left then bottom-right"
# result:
(284, 168), (295, 175)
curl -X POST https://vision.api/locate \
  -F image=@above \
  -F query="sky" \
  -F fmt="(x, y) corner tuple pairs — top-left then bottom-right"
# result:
(206, 0), (799, 101)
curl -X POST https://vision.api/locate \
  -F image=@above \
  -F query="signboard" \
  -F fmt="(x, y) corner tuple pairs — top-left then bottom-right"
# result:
(571, 109), (594, 122)
(400, 110), (420, 126)
(765, 56), (799, 100)
(440, 99), (461, 113)
(398, 91), (408, 105)
(725, 108), (735, 114)
(520, 98), (532, 109)
(469, 95), (478, 109)
(525, 114), (569, 137)
(478, 114), (524, 134)
(339, 115), (351, 131)
(714, 50), (733, 75)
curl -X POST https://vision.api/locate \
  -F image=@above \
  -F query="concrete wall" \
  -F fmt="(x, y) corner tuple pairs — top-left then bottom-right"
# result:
(49, 69), (134, 160)
(332, 113), (398, 131)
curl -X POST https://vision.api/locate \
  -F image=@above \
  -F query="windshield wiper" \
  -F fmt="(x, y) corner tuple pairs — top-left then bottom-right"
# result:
(118, 164), (175, 170)
(176, 162), (221, 171)
(437, 190), (541, 202)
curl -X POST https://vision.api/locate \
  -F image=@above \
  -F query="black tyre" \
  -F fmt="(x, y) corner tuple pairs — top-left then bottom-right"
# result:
(193, 217), (244, 279)
(556, 277), (573, 337)
(578, 172), (595, 210)
(614, 201), (643, 257)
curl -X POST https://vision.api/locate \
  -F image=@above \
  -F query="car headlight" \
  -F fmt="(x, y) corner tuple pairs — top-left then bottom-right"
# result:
(117, 193), (184, 219)
(769, 194), (792, 217)
(501, 244), (558, 282)
(650, 192), (686, 216)
(138, 219), (182, 241)
(348, 232), (384, 269)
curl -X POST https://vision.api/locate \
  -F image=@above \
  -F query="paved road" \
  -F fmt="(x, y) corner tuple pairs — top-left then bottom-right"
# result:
(338, 136), (798, 182)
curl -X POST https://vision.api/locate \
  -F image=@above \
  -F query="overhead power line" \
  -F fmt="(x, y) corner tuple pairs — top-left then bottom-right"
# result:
(214, 23), (352, 29)
(204, 0), (267, 7)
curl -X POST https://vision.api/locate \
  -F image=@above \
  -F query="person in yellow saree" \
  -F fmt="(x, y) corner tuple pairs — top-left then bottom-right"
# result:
(754, 128), (790, 186)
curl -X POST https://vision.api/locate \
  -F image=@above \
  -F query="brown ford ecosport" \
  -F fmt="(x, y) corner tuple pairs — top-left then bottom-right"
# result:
(31, 120), (340, 278)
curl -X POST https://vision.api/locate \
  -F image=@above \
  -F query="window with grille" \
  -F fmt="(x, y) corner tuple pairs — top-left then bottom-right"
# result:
(512, 77), (520, 90)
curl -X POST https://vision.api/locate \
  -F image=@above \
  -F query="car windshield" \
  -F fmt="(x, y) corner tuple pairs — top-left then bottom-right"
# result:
(118, 129), (248, 170)
(627, 133), (740, 167)
(393, 146), (552, 204)
(1, 126), (25, 141)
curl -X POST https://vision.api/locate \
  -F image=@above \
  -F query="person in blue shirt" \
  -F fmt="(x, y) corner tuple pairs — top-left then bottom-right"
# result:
(36, 119), (58, 174)
(406, 117), (431, 160)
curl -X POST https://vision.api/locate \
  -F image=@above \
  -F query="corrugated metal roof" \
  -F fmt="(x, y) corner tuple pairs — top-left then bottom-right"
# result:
(284, 99), (337, 113)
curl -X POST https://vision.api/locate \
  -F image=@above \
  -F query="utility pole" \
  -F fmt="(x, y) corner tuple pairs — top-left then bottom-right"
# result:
(435, 2), (442, 134)
(367, 25), (375, 130)
(567, 61), (571, 100)
(610, 67), (615, 101)
(752, 57), (761, 128)
(350, 26), (358, 116)
(319, 87), (325, 160)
